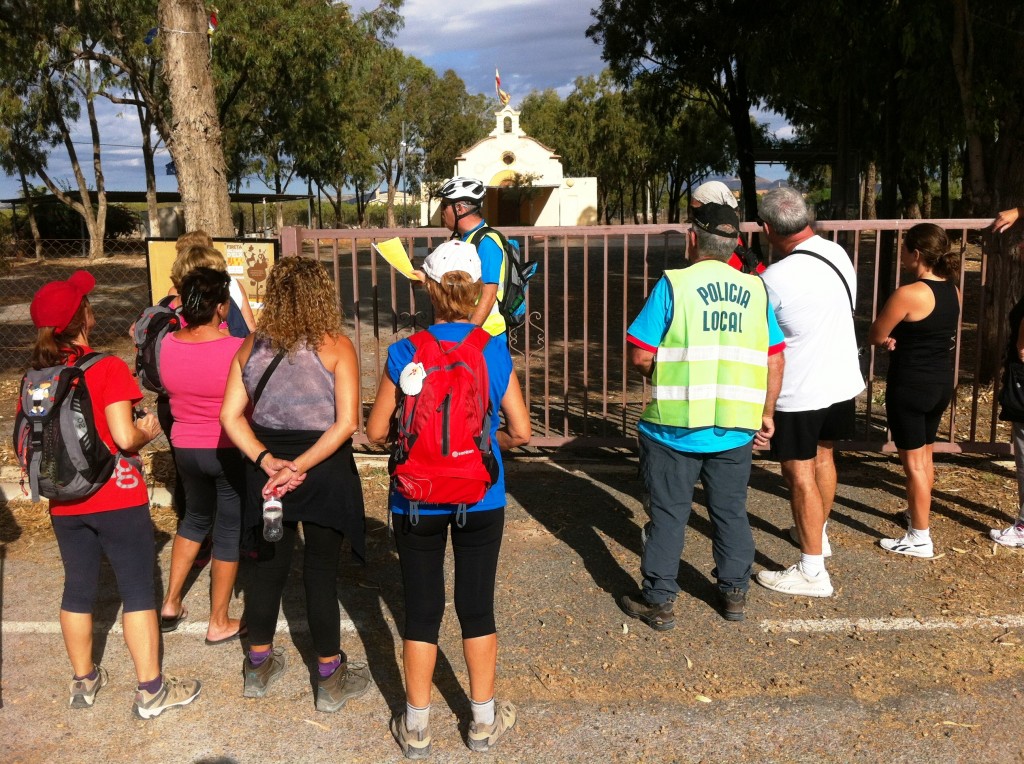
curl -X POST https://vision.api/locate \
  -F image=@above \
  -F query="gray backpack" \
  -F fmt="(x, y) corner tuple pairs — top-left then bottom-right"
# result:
(13, 353), (133, 501)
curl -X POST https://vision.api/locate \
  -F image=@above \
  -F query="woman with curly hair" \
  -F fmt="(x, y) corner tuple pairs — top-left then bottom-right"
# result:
(868, 223), (961, 558)
(220, 256), (370, 712)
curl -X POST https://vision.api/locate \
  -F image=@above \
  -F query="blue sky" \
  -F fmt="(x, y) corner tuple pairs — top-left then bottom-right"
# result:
(0, 0), (788, 201)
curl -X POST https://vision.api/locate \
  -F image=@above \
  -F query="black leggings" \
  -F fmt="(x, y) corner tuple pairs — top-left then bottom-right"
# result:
(243, 521), (344, 659)
(51, 504), (157, 613)
(394, 508), (505, 645)
(174, 447), (244, 562)
(886, 381), (953, 450)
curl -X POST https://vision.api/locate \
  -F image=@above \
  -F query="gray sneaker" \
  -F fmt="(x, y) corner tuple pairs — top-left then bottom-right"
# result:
(391, 712), (432, 760)
(618, 593), (675, 631)
(467, 699), (517, 752)
(316, 660), (371, 712)
(243, 647), (286, 698)
(69, 665), (108, 708)
(132, 675), (201, 719)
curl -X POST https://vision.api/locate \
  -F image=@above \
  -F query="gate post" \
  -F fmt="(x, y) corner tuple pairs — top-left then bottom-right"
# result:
(279, 226), (302, 256)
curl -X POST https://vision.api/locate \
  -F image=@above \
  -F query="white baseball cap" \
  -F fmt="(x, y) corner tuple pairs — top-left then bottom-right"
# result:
(422, 239), (482, 282)
(692, 180), (738, 209)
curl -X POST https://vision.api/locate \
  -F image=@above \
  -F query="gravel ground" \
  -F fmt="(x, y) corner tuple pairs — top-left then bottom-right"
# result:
(2, 453), (1024, 763)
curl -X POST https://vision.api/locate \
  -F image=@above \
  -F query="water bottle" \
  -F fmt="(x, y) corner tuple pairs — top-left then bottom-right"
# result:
(262, 495), (283, 542)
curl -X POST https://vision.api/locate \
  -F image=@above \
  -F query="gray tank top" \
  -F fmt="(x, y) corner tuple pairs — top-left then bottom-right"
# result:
(242, 335), (335, 430)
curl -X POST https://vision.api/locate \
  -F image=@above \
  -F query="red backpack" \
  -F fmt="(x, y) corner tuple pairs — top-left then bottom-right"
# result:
(389, 328), (498, 521)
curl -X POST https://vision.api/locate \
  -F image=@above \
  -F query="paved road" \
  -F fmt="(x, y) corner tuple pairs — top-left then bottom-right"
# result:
(2, 454), (1023, 763)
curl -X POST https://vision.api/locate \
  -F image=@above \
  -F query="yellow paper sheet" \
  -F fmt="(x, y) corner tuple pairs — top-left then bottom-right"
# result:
(372, 237), (416, 278)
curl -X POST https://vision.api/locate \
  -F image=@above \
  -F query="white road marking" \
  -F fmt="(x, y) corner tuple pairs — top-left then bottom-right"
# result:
(2, 618), (356, 635)
(761, 614), (1024, 634)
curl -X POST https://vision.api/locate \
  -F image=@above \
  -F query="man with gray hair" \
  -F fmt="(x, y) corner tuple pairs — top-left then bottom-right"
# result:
(620, 202), (784, 628)
(755, 187), (865, 598)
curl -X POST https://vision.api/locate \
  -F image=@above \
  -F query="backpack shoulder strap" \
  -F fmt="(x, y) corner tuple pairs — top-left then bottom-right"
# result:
(789, 248), (854, 312)
(73, 352), (109, 372)
(252, 349), (286, 406)
(464, 327), (492, 353)
(407, 330), (439, 353)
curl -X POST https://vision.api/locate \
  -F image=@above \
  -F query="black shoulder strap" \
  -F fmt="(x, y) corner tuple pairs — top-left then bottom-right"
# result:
(790, 248), (854, 312)
(73, 351), (108, 372)
(252, 349), (286, 405)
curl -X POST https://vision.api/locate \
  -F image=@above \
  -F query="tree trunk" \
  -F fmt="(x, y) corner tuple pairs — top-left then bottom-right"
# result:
(920, 170), (932, 219)
(862, 161), (877, 219)
(18, 170), (43, 260)
(135, 89), (161, 237)
(158, 0), (234, 236)
(950, 0), (989, 214)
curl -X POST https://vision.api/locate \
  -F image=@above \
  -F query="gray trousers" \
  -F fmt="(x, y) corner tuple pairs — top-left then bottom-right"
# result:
(639, 432), (755, 604)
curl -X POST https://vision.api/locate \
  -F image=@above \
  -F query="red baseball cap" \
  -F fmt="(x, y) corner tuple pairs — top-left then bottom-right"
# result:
(30, 270), (96, 332)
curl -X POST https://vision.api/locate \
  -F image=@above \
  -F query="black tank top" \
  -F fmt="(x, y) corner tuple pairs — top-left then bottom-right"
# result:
(888, 279), (960, 385)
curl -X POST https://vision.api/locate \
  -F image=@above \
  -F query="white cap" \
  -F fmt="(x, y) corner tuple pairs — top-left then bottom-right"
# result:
(422, 239), (482, 282)
(692, 180), (738, 208)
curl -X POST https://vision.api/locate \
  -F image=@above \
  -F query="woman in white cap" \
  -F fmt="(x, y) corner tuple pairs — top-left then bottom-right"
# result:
(367, 239), (531, 759)
(23, 270), (201, 718)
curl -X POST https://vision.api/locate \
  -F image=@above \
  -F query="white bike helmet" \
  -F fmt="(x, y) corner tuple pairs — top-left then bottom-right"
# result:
(438, 176), (486, 205)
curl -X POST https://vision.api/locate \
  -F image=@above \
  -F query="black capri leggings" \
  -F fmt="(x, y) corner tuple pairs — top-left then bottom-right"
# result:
(51, 504), (157, 613)
(394, 507), (505, 645)
(886, 381), (954, 450)
(174, 447), (244, 562)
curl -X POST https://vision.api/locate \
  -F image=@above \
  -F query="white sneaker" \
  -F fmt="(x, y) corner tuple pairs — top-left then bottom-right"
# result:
(788, 526), (832, 557)
(756, 565), (833, 597)
(990, 524), (1024, 548)
(879, 534), (934, 558)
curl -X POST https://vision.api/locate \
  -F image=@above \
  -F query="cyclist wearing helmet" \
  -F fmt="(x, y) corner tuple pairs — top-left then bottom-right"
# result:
(437, 176), (507, 337)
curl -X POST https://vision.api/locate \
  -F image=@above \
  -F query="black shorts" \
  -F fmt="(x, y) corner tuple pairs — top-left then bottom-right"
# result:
(770, 398), (856, 461)
(886, 381), (953, 450)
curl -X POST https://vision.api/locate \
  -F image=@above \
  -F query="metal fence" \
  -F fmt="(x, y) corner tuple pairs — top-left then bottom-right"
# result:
(0, 222), (1012, 454)
(280, 219), (1010, 453)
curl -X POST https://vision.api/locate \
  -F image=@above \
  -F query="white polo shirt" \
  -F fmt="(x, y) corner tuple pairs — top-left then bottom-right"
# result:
(761, 234), (865, 412)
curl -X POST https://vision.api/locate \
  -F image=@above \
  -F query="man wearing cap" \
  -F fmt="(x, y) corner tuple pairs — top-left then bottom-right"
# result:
(754, 187), (864, 598)
(690, 180), (765, 274)
(619, 203), (785, 628)
(436, 176), (509, 337)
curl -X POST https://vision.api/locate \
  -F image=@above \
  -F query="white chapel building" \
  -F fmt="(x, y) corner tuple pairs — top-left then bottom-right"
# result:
(420, 105), (598, 227)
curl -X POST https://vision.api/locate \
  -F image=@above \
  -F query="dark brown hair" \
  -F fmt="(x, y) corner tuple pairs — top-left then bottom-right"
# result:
(30, 297), (91, 369)
(905, 223), (960, 280)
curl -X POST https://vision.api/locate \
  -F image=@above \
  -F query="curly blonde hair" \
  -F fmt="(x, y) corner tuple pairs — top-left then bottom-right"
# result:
(257, 256), (342, 352)
(171, 245), (227, 290)
(425, 271), (483, 322)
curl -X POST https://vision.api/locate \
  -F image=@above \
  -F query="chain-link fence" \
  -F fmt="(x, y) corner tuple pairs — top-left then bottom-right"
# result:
(0, 243), (151, 375)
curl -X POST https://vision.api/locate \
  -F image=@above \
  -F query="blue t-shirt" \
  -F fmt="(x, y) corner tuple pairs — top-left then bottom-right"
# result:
(626, 273), (785, 454)
(386, 322), (512, 514)
(463, 221), (503, 287)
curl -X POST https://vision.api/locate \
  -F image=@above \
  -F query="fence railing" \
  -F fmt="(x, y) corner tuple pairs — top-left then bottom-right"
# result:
(0, 223), (1011, 454)
(280, 219), (1011, 453)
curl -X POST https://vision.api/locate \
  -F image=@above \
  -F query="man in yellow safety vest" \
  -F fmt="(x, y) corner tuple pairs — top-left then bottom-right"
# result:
(619, 202), (785, 629)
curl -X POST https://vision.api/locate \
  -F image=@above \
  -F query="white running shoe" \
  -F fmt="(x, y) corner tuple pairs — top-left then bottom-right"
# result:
(788, 526), (832, 557)
(755, 565), (833, 597)
(990, 524), (1024, 548)
(879, 534), (934, 558)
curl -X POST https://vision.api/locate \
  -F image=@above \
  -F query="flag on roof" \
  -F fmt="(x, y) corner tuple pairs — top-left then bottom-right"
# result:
(495, 69), (510, 106)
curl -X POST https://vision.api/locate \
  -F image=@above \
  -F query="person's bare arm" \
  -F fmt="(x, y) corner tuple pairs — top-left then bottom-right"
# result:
(106, 401), (160, 453)
(470, 283), (499, 327)
(992, 207), (1021, 234)
(754, 351), (784, 448)
(867, 286), (915, 349)
(496, 372), (530, 450)
(366, 376), (400, 445)
(630, 344), (656, 378)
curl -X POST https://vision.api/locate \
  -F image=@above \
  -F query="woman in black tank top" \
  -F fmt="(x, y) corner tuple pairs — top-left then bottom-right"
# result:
(868, 223), (961, 559)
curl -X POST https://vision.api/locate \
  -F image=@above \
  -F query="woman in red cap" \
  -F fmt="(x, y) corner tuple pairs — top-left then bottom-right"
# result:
(25, 270), (201, 718)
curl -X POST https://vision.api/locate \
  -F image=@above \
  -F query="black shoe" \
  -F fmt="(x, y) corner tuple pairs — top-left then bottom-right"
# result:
(721, 588), (746, 621)
(618, 593), (675, 631)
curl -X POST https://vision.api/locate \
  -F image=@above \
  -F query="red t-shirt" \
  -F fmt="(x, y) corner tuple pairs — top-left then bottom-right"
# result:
(36, 347), (150, 516)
